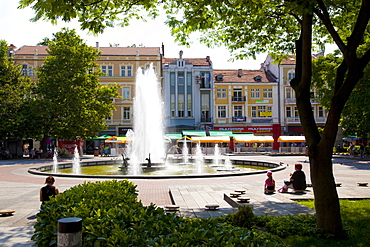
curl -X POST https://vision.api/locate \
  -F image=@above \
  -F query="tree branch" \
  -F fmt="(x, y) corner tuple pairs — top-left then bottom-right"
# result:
(313, 0), (346, 53)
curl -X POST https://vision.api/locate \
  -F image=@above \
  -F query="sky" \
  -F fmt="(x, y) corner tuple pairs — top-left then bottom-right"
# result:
(1, 1), (336, 70)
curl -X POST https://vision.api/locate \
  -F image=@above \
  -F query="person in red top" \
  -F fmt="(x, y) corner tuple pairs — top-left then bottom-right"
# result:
(40, 176), (60, 204)
(264, 171), (275, 193)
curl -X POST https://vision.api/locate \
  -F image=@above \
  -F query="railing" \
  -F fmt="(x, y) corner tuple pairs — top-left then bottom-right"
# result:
(232, 116), (247, 122)
(279, 147), (306, 154)
(232, 96), (246, 102)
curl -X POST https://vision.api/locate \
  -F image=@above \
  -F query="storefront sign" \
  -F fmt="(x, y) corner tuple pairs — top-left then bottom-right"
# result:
(214, 126), (273, 133)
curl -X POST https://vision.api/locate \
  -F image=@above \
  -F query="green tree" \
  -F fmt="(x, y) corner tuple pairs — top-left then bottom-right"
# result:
(19, 0), (370, 237)
(313, 52), (370, 138)
(31, 28), (119, 142)
(0, 40), (34, 140)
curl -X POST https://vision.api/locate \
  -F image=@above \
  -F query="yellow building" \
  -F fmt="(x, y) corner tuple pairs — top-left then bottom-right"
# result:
(262, 54), (327, 135)
(213, 69), (278, 135)
(12, 44), (162, 136)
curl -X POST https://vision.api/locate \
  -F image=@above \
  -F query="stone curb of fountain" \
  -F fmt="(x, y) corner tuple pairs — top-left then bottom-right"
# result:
(27, 160), (288, 179)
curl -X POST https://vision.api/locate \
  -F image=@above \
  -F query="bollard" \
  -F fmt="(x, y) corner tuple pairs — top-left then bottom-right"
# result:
(58, 217), (82, 247)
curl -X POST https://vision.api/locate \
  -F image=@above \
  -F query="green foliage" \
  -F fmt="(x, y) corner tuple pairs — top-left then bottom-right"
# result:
(32, 180), (281, 246)
(295, 200), (370, 246)
(232, 205), (258, 229)
(262, 214), (326, 238)
(0, 40), (34, 140)
(31, 28), (119, 140)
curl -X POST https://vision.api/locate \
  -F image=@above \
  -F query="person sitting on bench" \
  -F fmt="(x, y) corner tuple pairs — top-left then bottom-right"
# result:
(278, 164), (306, 193)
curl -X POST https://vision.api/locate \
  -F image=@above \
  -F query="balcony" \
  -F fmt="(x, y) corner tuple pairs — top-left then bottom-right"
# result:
(232, 116), (247, 123)
(285, 98), (296, 104)
(232, 96), (246, 102)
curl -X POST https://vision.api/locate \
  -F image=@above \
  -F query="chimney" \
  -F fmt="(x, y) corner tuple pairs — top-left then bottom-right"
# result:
(238, 69), (242, 77)
(96, 42), (99, 49)
(161, 42), (165, 56)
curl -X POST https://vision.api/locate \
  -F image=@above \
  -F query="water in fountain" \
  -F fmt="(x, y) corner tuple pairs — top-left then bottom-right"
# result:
(224, 156), (233, 170)
(72, 146), (81, 174)
(52, 149), (58, 173)
(213, 144), (221, 167)
(195, 142), (204, 173)
(126, 65), (165, 175)
(182, 139), (189, 164)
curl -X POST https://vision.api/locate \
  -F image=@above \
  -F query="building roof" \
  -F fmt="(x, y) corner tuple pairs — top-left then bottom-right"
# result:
(163, 57), (212, 67)
(213, 69), (276, 83)
(14, 46), (161, 56)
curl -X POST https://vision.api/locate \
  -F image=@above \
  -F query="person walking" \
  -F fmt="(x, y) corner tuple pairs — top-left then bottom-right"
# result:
(40, 176), (60, 204)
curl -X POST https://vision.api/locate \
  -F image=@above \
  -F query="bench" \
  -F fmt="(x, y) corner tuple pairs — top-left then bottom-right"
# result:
(205, 204), (220, 210)
(164, 205), (180, 211)
(237, 197), (250, 203)
(234, 189), (246, 194)
(230, 192), (242, 197)
(358, 182), (368, 186)
(0, 210), (15, 216)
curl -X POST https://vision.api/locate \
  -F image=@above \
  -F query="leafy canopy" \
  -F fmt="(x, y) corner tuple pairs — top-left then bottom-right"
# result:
(32, 28), (119, 140)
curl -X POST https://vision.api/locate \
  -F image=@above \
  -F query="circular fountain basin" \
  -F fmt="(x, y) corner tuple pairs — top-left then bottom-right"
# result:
(28, 158), (286, 179)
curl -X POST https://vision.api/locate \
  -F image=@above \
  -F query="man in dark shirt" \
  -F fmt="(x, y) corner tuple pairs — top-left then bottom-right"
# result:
(278, 163), (306, 192)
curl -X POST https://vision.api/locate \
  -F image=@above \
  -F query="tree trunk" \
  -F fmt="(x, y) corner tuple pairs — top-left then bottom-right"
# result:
(309, 143), (343, 236)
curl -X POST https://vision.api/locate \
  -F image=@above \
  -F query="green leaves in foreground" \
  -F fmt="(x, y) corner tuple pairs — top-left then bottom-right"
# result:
(32, 180), (281, 246)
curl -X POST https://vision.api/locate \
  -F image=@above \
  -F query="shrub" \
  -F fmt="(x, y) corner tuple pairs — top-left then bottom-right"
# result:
(232, 205), (258, 229)
(32, 180), (282, 246)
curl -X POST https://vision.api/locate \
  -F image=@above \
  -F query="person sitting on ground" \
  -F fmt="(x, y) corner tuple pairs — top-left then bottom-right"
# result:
(264, 171), (275, 193)
(278, 163), (306, 193)
(40, 176), (60, 204)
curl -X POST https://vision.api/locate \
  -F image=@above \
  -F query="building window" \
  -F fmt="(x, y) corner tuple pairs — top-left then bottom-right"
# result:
(234, 105), (243, 117)
(251, 88), (260, 98)
(217, 88), (226, 98)
(251, 106), (256, 118)
(170, 94), (175, 117)
(286, 106), (292, 118)
(121, 65), (132, 77)
(318, 106), (324, 117)
(286, 87), (292, 98)
(233, 88), (242, 101)
(178, 94), (184, 117)
(178, 72), (185, 85)
(21, 64), (33, 76)
(263, 88), (272, 98)
(102, 65), (113, 76)
(170, 72), (175, 86)
(123, 107), (130, 120)
(218, 106), (226, 118)
(123, 87), (130, 99)
(187, 94), (192, 117)
(187, 72), (192, 86)
(288, 71), (295, 80)
(294, 107), (299, 118)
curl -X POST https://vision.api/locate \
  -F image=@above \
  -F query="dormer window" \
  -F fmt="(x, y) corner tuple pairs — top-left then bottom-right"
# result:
(177, 59), (185, 67)
(215, 74), (224, 81)
(254, 75), (262, 82)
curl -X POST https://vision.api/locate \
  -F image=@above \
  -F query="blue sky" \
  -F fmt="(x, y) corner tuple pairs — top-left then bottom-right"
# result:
(1, 1), (336, 69)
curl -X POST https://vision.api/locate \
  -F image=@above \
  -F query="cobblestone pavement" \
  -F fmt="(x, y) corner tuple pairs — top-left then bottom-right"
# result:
(0, 154), (369, 246)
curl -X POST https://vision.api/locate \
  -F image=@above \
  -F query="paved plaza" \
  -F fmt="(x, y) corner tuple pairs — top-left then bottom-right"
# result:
(0, 154), (369, 246)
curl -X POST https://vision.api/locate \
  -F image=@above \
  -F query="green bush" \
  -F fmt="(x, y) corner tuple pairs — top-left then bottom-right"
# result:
(32, 180), (282, 246)
(232, 205), (258, 229)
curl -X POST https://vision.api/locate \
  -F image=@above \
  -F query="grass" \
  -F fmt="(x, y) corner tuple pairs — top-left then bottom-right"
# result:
(287, 199), (370, 246)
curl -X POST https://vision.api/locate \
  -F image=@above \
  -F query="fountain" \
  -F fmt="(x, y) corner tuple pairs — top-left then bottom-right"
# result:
(28, 64), (286, 178)
(126, 65), (166, 175)
(195, 142), (204, 173)
(72, 146), (81, 174)
(52, 149), (58, 173)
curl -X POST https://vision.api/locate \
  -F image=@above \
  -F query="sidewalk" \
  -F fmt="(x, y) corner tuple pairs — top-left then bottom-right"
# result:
(0, 155), (369, 246)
